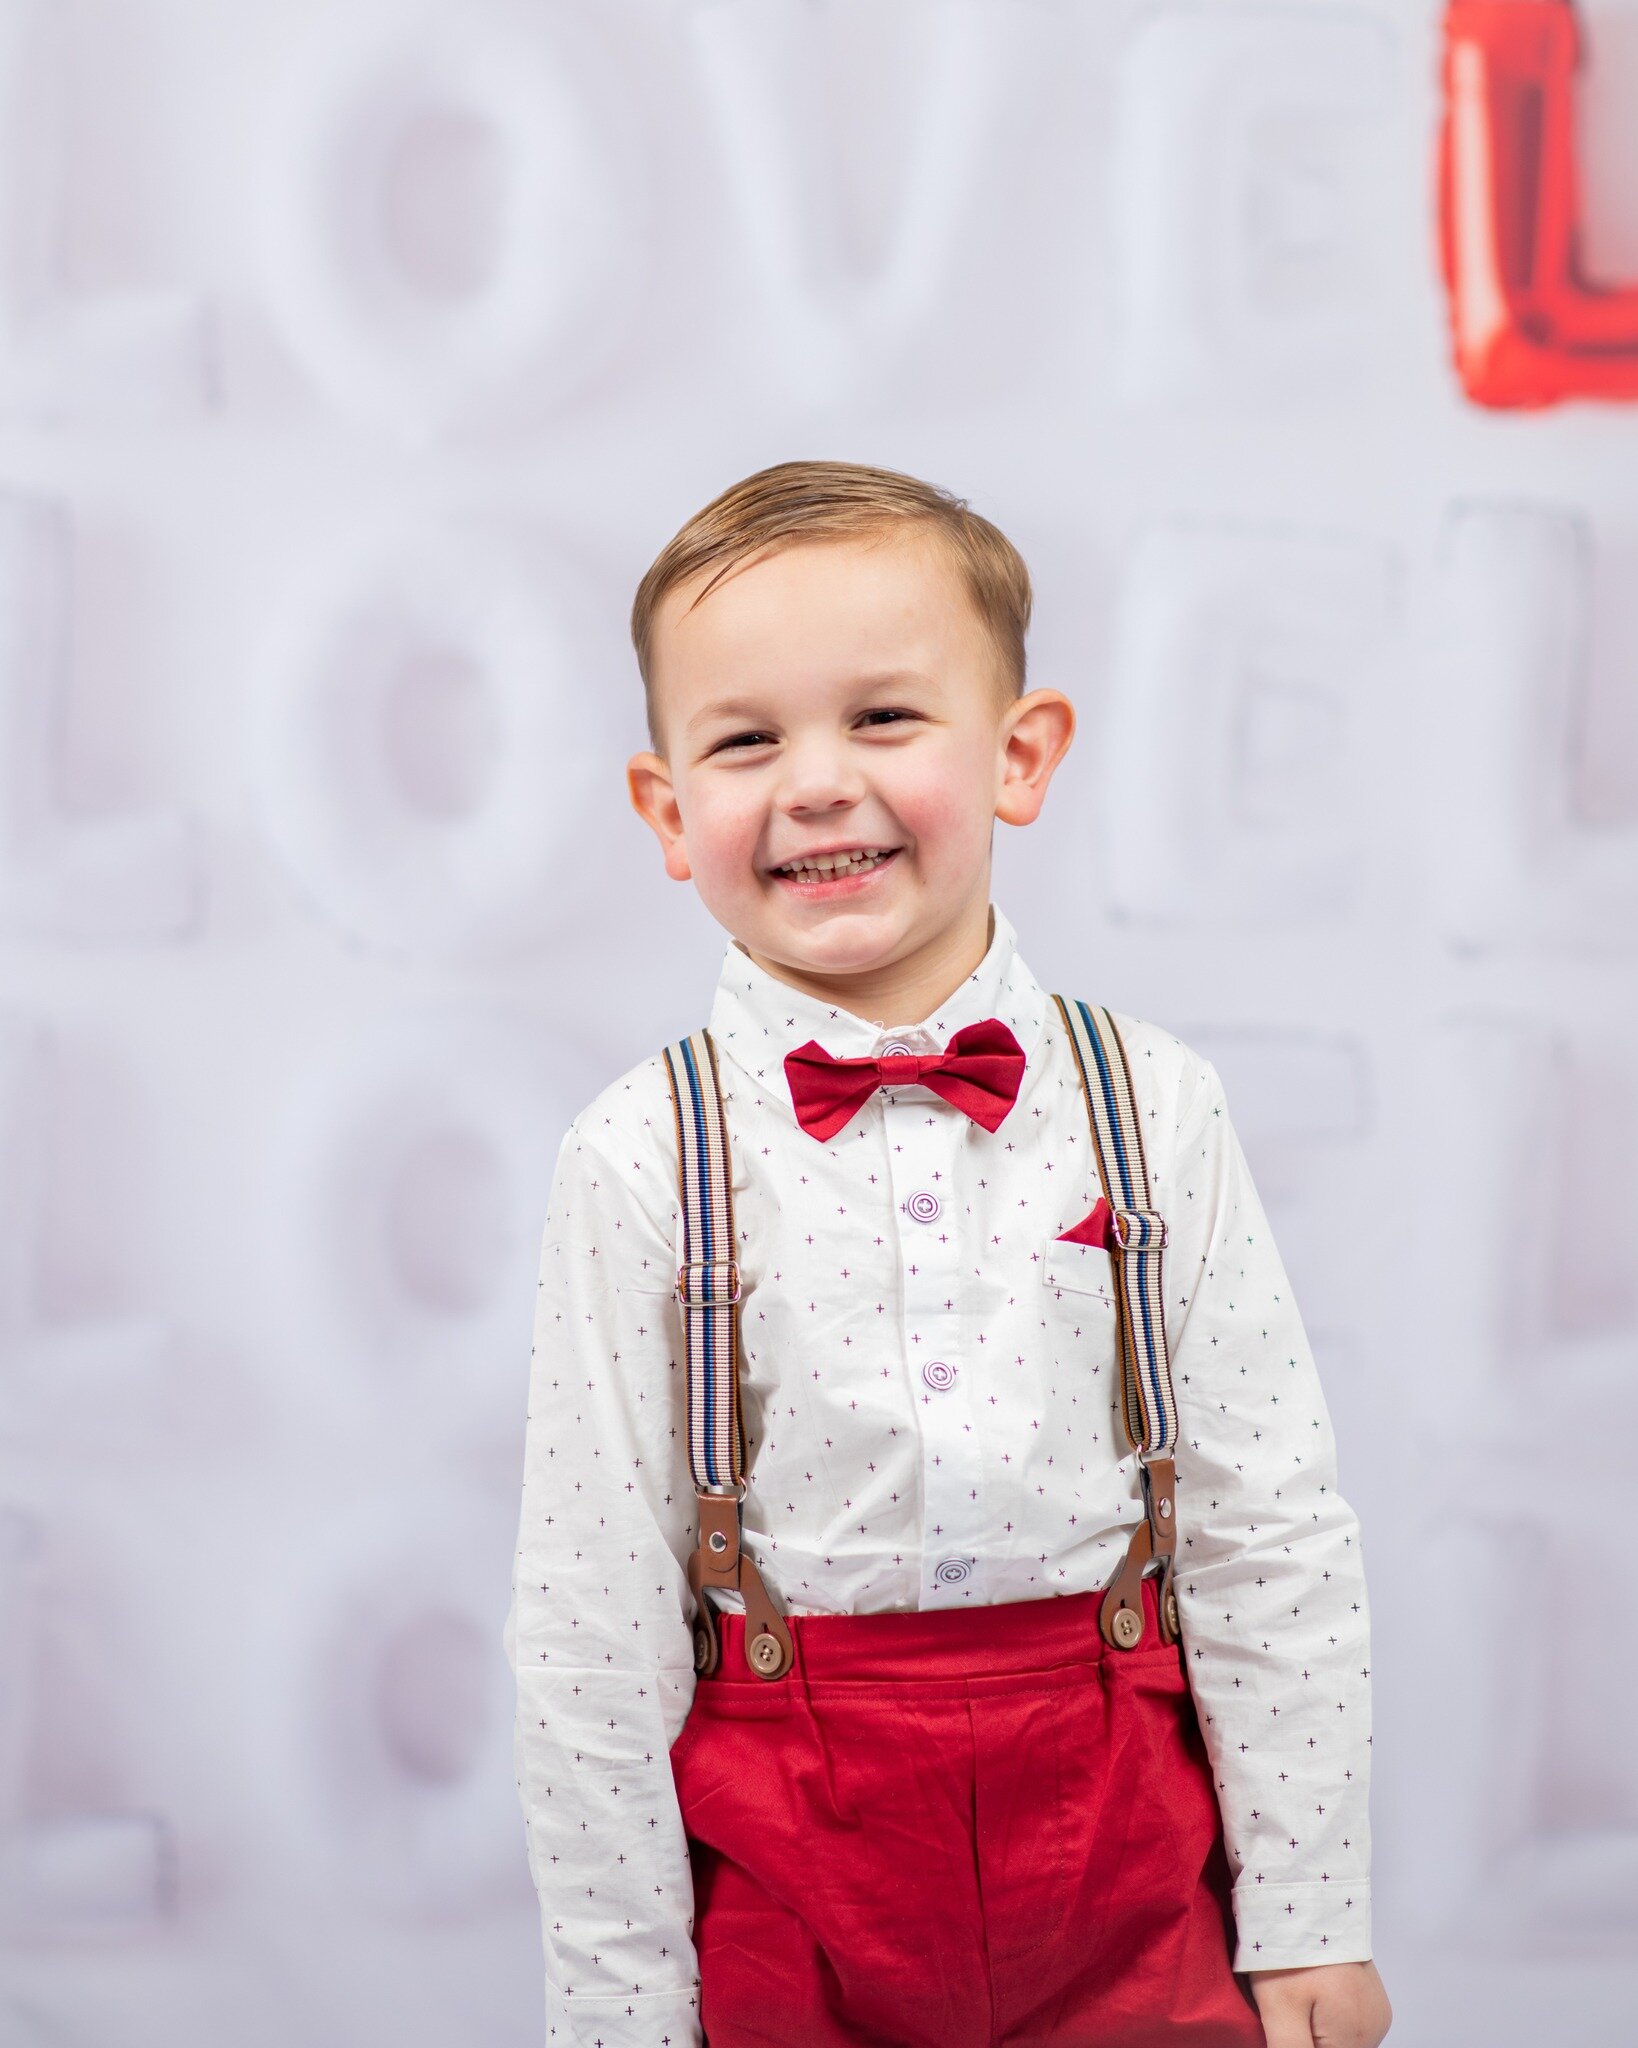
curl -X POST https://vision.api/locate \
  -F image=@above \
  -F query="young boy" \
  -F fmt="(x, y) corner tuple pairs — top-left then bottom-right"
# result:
(504, 461), (1392, 2048)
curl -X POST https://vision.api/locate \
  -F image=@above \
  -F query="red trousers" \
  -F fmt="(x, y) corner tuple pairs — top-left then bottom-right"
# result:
(669, 1575), (1266, 2048)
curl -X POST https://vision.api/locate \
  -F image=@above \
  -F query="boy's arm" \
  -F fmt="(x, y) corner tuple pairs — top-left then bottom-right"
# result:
(1157, 1054), (1374, 1973)
(503, 1115), (703, 2048)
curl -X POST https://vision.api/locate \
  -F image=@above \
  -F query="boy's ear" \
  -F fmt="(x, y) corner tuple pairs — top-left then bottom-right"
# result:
(995, 689), (1076, 828)
(626, 751), (693, 881)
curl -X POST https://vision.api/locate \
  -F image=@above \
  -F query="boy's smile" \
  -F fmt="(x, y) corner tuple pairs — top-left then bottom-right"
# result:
(626, 526), (1075, 1023)
(767, 844), (902, 893)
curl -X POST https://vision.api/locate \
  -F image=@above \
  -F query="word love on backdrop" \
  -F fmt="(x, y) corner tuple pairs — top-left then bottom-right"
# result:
(1439, 0), (1638, 408)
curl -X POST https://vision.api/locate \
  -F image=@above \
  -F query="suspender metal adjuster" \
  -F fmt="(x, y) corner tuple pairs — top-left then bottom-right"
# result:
(674, 1258), (743, 1308)
(1109, 1207), (1168, 1251)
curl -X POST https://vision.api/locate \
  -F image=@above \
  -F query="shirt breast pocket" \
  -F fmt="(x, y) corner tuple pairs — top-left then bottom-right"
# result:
(1041, 1236), (1117, 1302)
(1038, 1236), (1120, 1371)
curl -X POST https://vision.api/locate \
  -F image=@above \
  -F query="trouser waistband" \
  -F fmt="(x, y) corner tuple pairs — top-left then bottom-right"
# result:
(701, 1573), (1171, 1686)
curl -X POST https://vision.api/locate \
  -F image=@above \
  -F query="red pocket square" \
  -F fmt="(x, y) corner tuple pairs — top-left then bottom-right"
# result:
(1056, 1196), (1113, 1248)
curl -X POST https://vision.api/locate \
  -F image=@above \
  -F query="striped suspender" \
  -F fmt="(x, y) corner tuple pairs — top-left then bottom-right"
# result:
(661, 1030), (745, 1493)
(1051, 997), (1178, 1456)
(1051, 996), (1183, 1650)
(660, 1030), (793, 1681)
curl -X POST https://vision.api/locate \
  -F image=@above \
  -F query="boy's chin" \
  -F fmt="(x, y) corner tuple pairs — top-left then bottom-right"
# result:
(737, 902), (915, 969)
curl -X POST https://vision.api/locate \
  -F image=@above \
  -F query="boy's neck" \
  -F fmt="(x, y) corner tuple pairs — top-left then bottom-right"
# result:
(739, 897), (996, 1029)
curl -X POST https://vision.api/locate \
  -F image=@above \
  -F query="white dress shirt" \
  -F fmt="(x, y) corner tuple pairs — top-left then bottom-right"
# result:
(503, 901), (1374, 2048)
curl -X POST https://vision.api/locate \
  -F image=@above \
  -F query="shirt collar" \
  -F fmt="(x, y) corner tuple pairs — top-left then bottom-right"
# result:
(706, 901), (1049, 1087)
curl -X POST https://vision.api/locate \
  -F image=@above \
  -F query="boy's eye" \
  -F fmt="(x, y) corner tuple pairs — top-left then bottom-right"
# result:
(709, 708), (917, 755)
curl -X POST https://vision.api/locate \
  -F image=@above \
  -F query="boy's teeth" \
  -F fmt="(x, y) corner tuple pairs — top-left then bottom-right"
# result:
(779, 848), (891, 880)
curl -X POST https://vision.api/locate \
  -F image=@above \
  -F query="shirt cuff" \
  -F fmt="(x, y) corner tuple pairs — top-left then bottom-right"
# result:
(548, 1985), (702, 2048)
(1231, 1879), (1373, 1972)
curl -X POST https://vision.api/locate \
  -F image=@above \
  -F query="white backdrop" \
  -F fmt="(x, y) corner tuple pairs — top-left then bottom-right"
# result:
(3, 1), (1637, 2043)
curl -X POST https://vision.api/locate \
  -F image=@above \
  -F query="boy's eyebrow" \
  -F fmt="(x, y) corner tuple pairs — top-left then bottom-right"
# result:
(686, 670), (937, 733)
(686, 696), (768, 732)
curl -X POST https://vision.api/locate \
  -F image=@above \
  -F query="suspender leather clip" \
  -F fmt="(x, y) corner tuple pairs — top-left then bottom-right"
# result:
(689, 1488), (793, 1681)
(1098, 1453), (1182, 1652)
(1141, 1453), (1182, 1645)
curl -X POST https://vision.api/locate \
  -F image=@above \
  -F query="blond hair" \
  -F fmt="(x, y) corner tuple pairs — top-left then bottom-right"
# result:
(631, 459), (1032, 750)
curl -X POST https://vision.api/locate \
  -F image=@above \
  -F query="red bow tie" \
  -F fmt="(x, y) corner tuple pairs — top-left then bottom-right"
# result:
(783, 1016), (1026, 1142)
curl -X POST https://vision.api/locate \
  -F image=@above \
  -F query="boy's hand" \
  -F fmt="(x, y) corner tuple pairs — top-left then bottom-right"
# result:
(1246, 1959), (1392, 2047)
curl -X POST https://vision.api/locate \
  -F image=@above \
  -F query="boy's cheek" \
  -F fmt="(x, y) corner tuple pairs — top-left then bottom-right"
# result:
(675, 788), (760, 875)
(892, 772), (992, 868)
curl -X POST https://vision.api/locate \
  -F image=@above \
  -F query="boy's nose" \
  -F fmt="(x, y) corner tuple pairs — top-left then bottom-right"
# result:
(776, 740), (866, 808)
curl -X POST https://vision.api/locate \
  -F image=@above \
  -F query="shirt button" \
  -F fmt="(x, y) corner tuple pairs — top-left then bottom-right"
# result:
(933, 1557), (973, 1585)
(921, 1359), (956, 1391)
(906, 1189), (941, 1223)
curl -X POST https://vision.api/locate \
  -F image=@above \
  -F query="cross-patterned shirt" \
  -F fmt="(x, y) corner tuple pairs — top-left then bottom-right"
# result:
(503, 901), (1374, 2048)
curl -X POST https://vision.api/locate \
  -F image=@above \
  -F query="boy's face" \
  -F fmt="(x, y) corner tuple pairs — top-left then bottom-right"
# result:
(625, 527), (1073, 1000)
